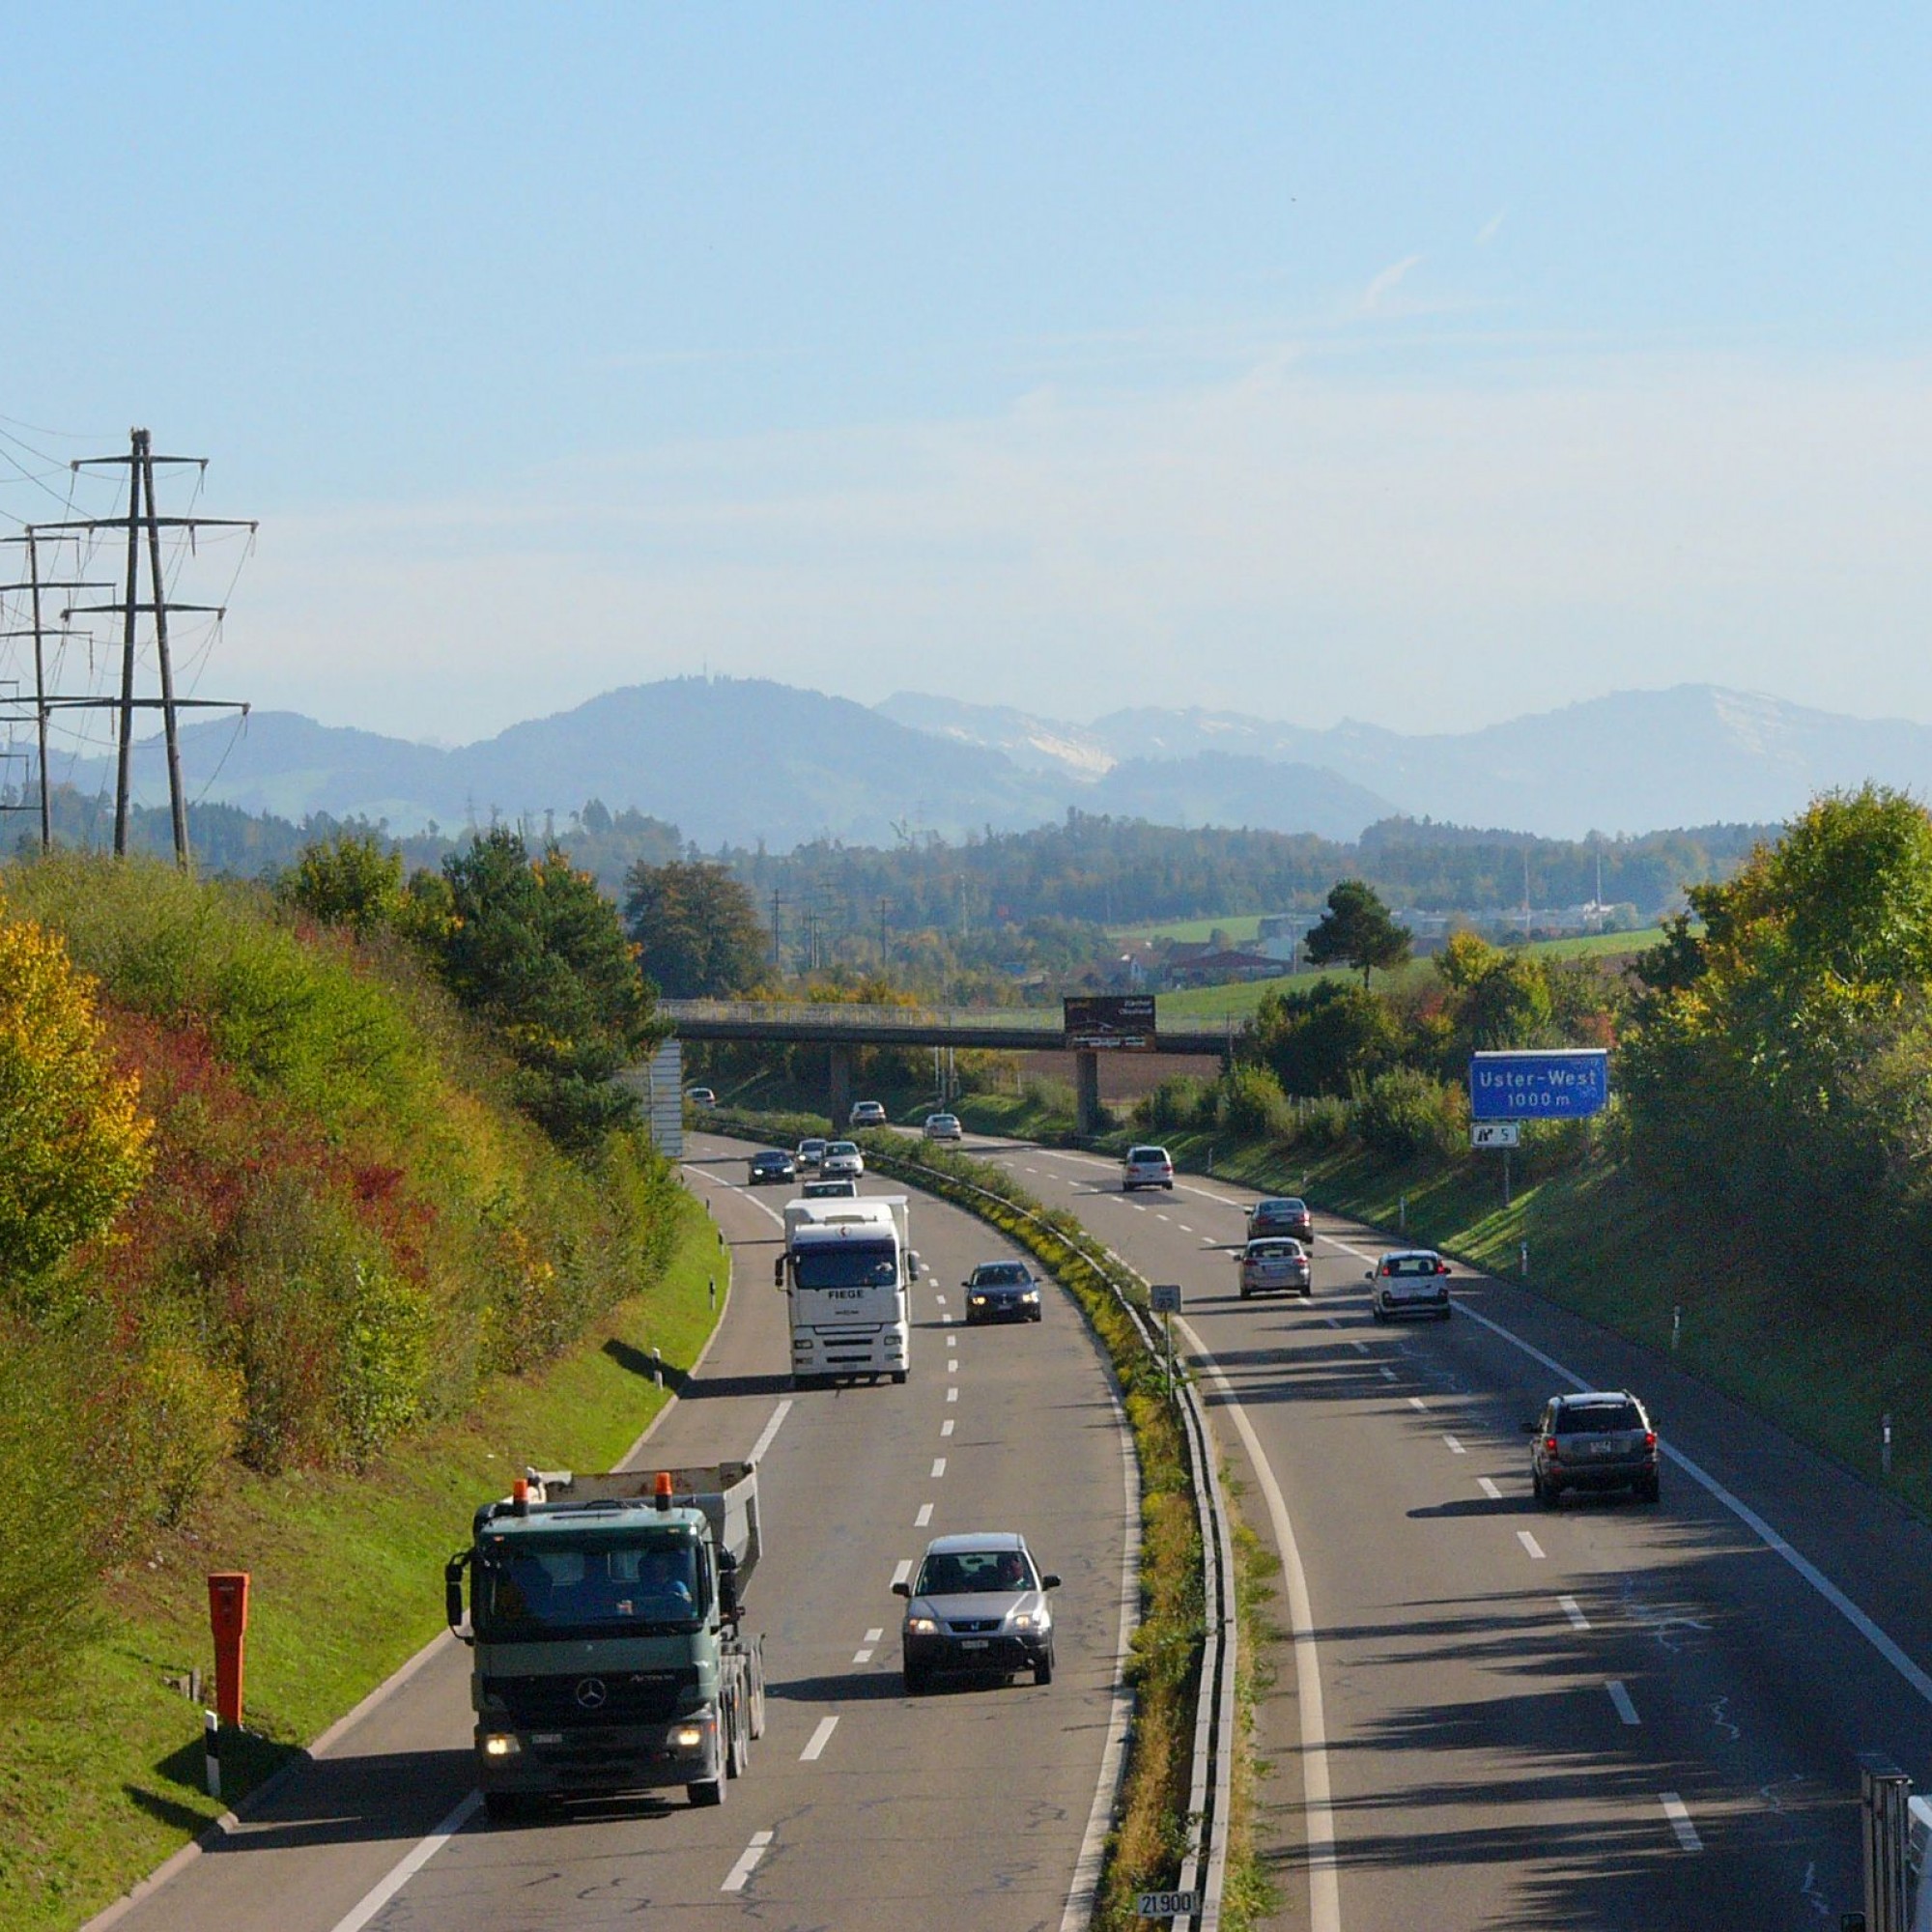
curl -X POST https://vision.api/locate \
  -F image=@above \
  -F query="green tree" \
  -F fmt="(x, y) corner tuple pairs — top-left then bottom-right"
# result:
(1250, 980), (1406, 1097)
(624, 860), (768, 999)
(279, 831), (406, 939)
(439, 828), (662, 1148)
(1304, 879), (1412, 988)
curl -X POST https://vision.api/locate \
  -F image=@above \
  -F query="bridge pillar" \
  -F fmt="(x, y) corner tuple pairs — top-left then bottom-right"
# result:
(1074, 1049), (1100, 1138)
(828, 1042), (854, 1129)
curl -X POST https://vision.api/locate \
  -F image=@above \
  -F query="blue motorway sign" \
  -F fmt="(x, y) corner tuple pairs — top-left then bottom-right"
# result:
(1468, 1049), (1609, 1120)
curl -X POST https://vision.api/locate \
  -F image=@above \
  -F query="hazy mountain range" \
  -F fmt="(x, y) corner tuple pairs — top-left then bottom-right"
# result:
(62, 676), (1932, 850)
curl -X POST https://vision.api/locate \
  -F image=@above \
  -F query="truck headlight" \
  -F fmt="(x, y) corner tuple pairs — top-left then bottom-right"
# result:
(673, 1724), (705, 1748)
(482, 1733), (520, 1757)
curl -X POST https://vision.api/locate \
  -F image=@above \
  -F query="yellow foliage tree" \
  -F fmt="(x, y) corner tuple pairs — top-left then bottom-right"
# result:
(0, 886), (154, 1305)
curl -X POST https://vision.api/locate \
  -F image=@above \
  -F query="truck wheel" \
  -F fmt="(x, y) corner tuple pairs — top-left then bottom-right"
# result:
(892, 1370), (908, 1384)
(689, 1776), (724, 1806)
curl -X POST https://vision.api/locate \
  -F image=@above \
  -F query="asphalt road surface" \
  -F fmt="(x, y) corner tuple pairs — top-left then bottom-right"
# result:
(956, 1132), (1932, 1932)
(91, 1133), (1135, 1932)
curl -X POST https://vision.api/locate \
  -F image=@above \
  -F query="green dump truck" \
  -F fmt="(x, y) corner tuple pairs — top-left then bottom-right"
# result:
(446, 1462), (766, 1816)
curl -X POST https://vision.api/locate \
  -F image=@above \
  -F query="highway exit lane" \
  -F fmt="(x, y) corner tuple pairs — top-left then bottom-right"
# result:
(963, 1134), (1927, 1930)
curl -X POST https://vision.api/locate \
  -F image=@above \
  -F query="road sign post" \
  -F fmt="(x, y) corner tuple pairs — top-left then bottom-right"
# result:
(1150, 1284), (1182, 1393)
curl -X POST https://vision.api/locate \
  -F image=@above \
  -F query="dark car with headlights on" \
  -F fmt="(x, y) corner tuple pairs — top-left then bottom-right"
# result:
(1246, 1196), (1313, 1244)
(1523, 1390), (1660, 1505)
(963, 1260), (1042, 1323)
(747, 1150), (796, 1186)
(894, 1532), (1060, 1690)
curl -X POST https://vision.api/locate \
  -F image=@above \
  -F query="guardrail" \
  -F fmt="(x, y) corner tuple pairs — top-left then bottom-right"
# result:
(854, 1140), (1238, 1932)
(660, 999), (1066, 1033)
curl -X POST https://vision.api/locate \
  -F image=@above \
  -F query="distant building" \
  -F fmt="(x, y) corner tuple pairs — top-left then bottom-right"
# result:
(1167, 948), (1285, 990)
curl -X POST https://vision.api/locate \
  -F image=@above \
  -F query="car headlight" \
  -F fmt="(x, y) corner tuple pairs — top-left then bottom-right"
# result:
(1021, 1289), (1039, 1301)
(482, 1733), (521, 1757)
(907, 1615), (938, 1634)
(1009, 1610), (1048, 1631)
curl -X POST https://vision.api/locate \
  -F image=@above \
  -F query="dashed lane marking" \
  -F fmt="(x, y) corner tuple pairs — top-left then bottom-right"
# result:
(915, 1502), (934, 1526)
(852, 1647), (873, 1664)
(1518, 1531), (1547, 1560)
(1478, 1478), (1503, 1501)
(1660, 1792), (1702, 1852)
(1607, 1681), (1640, 1726)
(941, 1419), (954, 1436)
(800, 1718), (838, 1762)
(948, 1359), (958, 1374)
(1560, 1595), (1590, 1630)
(1408, 1396), (1428, 1412)
(930, 1458), (947, 1478)
(1350, 1340), (1371, 1354)
(1378, 1366), (1398, 1382)
(1443, 1435), (1466, 1455)
(892, 1558), (913, 1587)
(721, 1830), (776, 1892)
(947, 1385), (958, 1402)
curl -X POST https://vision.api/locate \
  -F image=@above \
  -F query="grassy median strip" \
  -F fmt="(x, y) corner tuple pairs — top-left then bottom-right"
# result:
(16, 1191), (727, 1932)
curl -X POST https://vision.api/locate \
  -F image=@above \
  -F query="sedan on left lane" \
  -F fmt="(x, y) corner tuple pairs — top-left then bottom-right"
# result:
(748, 1150), (797, 1186)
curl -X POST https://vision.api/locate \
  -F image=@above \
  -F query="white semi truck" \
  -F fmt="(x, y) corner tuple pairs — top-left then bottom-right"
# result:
(776, 1195), (918, 1387)
(446, 1462), (766, 1816)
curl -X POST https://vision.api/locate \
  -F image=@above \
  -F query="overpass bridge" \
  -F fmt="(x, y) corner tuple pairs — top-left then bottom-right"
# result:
(655, 998), (1246, 1131)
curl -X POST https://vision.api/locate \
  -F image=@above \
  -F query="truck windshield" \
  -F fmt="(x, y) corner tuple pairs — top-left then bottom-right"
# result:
(794, 1242), (899, 1292)
(477, 1533), (704, 1638)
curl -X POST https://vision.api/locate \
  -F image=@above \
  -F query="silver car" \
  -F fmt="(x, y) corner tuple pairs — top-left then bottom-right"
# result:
(1238, 1236), (1311, 1299)
(894, 1532), (1060, 1691)
(821, 1140), (865, 1179)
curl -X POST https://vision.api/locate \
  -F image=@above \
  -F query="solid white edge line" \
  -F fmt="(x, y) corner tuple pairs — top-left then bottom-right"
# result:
(1179, 1319), (1342, 1932)
(800, 1716), (838, 1762)
(1453, 1293), (1932, 1710)
(747, 1398), (793, 1467)
(328, 1789), (482, 1932)
(1058, 1361), (1143, 1932)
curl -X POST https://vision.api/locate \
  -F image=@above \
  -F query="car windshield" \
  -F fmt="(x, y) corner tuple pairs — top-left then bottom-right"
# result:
(973, 1263), (1031, 1286)
(916, 1548), (1035, 1595)
(477, 1533), (703, 1637)
(1557, 1402), (1641, 1435)
(828, 1142), (858, 1155)
(794, 1242), (899, 1291)
(1128, 1148), (1167, 1163)
(1247, 1241), (1300, 1260)
(1386, 1256), (1439, 1276)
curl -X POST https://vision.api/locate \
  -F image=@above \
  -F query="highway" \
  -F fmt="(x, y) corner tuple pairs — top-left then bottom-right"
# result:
(90, 1132), (1136, 1932)
(952, 1131), (1932, 1930)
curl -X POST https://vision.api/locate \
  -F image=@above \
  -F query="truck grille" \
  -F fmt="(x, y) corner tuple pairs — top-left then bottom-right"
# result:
(487, 1667), (696, 1728)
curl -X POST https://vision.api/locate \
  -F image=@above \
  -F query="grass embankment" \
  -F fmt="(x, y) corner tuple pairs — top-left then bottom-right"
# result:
(11, 1194), (725, 1932)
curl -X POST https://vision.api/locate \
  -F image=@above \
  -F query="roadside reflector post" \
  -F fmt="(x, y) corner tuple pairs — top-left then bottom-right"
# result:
(1857, 1751), (1911, 1932)
(203, 1707), (220, 1799)
(709, 1276), (717, 1311)
(1520, 1240), (1529, 1280)
(652, 1346), (663, 1386)
(1672, 1304), (1682, 1350)
(1883, 1412), (1893, 1479)
(207, 1571), (249, 1734)
(1399, 1193), (1406, 1236)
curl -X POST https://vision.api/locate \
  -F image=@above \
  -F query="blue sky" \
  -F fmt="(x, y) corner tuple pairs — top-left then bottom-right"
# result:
(5, 5), (1931, 747)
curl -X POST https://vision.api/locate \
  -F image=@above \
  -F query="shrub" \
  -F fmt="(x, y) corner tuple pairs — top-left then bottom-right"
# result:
(1350, 1067), (1465, 1160)
(1215, 1065), (1293, 1138)
(1280, 1093), (1351, 1151)
(1138, 1075), (1210, 1133)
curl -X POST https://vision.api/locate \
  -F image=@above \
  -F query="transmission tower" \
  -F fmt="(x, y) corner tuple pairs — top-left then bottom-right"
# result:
(30, 427), (255, 864)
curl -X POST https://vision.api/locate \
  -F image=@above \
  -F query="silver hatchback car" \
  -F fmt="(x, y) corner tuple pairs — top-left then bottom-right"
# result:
(1365, 1249), (1453, 1321)
(894, 1532), (1061, 1691)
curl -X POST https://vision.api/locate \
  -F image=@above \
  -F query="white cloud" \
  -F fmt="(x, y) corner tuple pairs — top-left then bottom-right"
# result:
(1361, 253), (1425, 313)
(226, 345), (1932, 743)
(1475, 211), (1505, 245)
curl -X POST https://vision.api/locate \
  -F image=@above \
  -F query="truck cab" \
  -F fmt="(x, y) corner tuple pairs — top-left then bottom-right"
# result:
(777, 1196), (917, 1386)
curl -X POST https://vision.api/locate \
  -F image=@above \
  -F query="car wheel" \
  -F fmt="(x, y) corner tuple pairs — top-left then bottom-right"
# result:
(1530, 1469), (1547, 1504)
(1239, 1286), (1251, 1300)
(1030, 1309), (1041, 1322)
(1638, 1474), (1661, 1504)
(1372, 1306), (1386, 1323)
(1034, 1651), (1054, 1687)
(1163, 1180), (1174, 1190)
(1301, 1285), (1313, 1298)
(484, 1791), (527, 1824)
(904, 1662), (929, 1696)
(1438, 1306), (1452, 1321)
(1543, 1479), (1562, 1508)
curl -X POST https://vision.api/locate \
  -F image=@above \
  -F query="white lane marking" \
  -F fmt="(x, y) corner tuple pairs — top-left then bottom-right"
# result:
(1478, 1477), (1503, 1501)
(1178, 1318), (1340, 1932)
(1518, 1531), (1547, 1560)
(1323, 1316), (1342, 1329)
(1024, 1165), (1039, 1174)
(748, 1399), (793, 1466)
(1607, 1681), (1640, 1726)
(947, 1335), (956, 1349)
(943, 1314), (954, 1326)
(892, 1558), (913, 1587)
(681, 1163), (787, 1227)
(930, 1458), (947, 1478)
(947, 1384), (958, 1402)
(721, 1829), (776, 1892)
(328, 1789), (482, 1932)
(915, 1502), (934, 1526)
(1660, 1792), (1702, 1851)
(1560, 1595), (1591, 1631)
(852, 1646), (873, 1663)
(1453, 1293), (1932, 1712)
(1378, 1366), (1398, 1382)
(948, 1359), (958, 1374)
(1178, 1223), (1194, 1234)
(800, 1717), (839, 1762)
(1350, 1340), (1371, 1355)
(1155, 1212), (1171, 1222)
(1443, 1435), (1466, 1455)
(936, 1293), (948, 1305)
(1408, 1396), (1428, 1412)
(941, 1418), (955, 1436)
(866, 1626), (883, 1642)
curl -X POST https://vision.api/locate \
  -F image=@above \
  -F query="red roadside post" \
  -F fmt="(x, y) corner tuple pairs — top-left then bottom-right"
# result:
(208, 1572), (250, 1728)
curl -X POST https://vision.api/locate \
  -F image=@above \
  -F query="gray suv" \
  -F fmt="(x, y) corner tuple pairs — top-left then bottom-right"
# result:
(894, 1532), (1060, 1690)
(1523, 1391), (1660, 1505)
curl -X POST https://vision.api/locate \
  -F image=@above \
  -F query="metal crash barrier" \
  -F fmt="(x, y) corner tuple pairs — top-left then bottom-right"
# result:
(1850, 1754), (1932, 1932)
